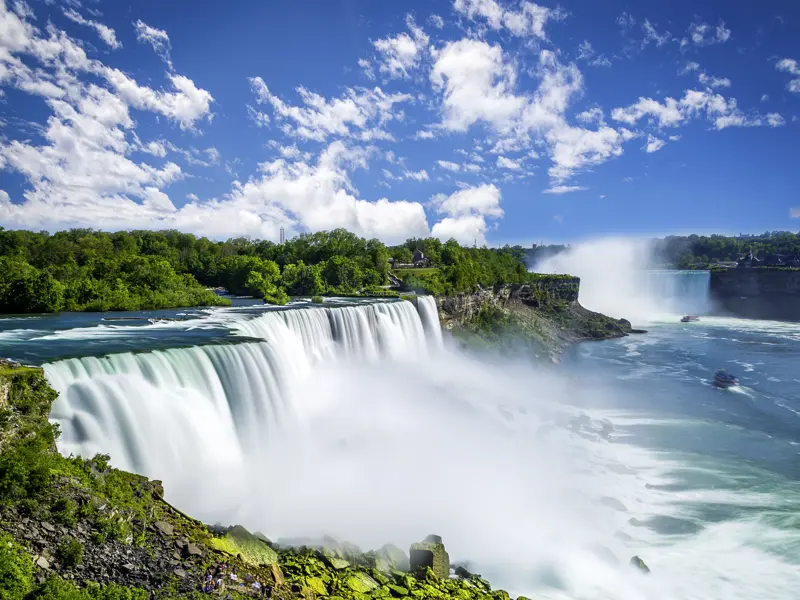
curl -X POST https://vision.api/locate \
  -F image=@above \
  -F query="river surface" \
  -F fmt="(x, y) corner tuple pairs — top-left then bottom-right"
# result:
(561, 316), (800, 597)
(0, 298), (798, 600)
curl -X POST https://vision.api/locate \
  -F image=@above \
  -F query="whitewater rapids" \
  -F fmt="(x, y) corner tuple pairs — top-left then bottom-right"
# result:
(43, 295), (800, 600)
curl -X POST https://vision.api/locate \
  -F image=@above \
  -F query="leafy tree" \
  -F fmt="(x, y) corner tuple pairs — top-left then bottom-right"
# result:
(280, 261), (325, 296)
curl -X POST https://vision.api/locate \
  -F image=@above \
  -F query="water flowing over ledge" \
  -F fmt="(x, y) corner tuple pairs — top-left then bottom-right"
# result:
(44, 299), (442, 495)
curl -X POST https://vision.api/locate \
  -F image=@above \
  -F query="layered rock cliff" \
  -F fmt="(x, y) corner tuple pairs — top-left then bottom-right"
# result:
(710, 268), (800, 321)
(433, 278), (637, 361)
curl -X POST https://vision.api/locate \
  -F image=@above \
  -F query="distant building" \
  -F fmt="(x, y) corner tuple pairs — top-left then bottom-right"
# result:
(737, 250), (760, 268)
(412, 249), (431, 267)
(763, 253), (788, 267)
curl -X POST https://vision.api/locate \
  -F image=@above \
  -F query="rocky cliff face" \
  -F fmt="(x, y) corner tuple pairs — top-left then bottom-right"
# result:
(433, 279), (636, 361)
(710, 268), (800, 321)
(435, 280), (578, 328)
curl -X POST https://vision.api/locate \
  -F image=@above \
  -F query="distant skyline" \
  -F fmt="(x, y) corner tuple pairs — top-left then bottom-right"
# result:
(1, 0), (799, 246)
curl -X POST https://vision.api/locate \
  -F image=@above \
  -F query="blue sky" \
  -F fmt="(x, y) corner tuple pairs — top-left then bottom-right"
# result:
(0, 0), (798, 245)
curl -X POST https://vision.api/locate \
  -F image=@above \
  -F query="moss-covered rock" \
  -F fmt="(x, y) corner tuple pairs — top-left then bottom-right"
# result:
(346, 572), (380, 593)
(208, 524), (279, 565)
(630, 555), (650, 573)
(387, 584), (409, 597)
(375, 544), (409, 572)
(409, 535), (449, 579)
(305, 575), (329, 595)
(320, 546), (351, 570)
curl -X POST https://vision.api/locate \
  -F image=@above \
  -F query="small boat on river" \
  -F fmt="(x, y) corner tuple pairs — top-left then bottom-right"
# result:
(713, 369), (739, 388)
(681, 315), (700, 323)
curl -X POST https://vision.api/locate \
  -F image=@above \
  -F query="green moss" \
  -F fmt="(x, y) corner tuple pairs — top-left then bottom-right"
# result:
(304, 576), (328, 596)
(0, 531), (33, 600)
(391, 268), (441, 277)
(346, 572), (379, 593)
(25, 577), (148, 600)
(57, 536), (83, 569)
(208, 525), (278, 566)
(387, 585), (409, 597)
(51, 498), (78, 527)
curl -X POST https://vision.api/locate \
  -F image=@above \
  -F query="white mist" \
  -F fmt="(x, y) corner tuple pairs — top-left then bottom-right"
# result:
(535, 238), (711, 325)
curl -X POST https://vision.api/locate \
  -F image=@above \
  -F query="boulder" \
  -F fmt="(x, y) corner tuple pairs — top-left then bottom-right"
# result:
(208, 524), (278, 566)
(375, 544), (409, 572)
(183, 543), (203, 558)
(629, 555), (650, 573)
(346, 572), (380, 593)
(409, 535), (449, 580)
(35, 556), (50, 570)
(151, 480), (165, 498)
(304, 576), (328, 596)
(271, 563), (285, 585)
(154, 521), (174, 536)
(320, 547), (350, 570)
(387, 584), (409, 597)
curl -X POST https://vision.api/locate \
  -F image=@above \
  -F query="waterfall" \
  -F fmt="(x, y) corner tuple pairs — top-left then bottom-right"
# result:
(537, 238), (712, 322)
(416, 296), (444, 351)
(44, 298), (441, 514)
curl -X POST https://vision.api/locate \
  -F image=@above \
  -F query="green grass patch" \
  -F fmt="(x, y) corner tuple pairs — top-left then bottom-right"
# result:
(391, 267), (440, 277)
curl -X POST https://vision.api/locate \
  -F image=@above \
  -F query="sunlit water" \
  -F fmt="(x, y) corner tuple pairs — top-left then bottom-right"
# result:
(0, 290), (798, 599)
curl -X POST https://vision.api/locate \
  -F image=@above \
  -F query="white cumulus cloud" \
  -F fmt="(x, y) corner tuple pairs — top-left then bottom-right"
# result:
(134, 19), (172, 67)
(496, 155), (522, 170)
(776, 58), (800, 93)
(452, 0), (563, 39)
(63, 8), (121, 49)
(249, 76), (411, 142)
(430, 183), (503, 245)
(372, 15), (429, 79)
(644, 134), (666, 153)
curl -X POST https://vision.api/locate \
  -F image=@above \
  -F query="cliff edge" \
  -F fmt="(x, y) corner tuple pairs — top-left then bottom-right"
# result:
(434, 277), (637, 361)
(710, 268), (800, 321)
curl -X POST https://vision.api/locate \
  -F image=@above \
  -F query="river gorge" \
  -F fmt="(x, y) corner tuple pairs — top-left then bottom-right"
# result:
(2, 271), (799, 600)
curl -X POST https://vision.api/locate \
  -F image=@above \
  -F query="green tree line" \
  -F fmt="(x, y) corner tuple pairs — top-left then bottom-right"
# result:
(501, 231), (800, 270)
(0, 228), (550, 314)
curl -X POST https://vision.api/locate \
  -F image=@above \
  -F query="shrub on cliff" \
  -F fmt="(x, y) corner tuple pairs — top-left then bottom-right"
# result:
(25, 577), (147, 600)
(0, 531), (33, 600)
(57, 536), (84, 568)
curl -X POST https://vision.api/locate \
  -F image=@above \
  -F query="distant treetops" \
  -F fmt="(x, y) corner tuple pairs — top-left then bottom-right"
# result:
(0, 228), (548, 314)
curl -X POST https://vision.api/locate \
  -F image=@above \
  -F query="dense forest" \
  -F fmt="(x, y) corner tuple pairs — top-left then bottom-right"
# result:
(0, 228), (540, 314)
(510, 231), (800, 270)
(650, 232), (800, 268)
